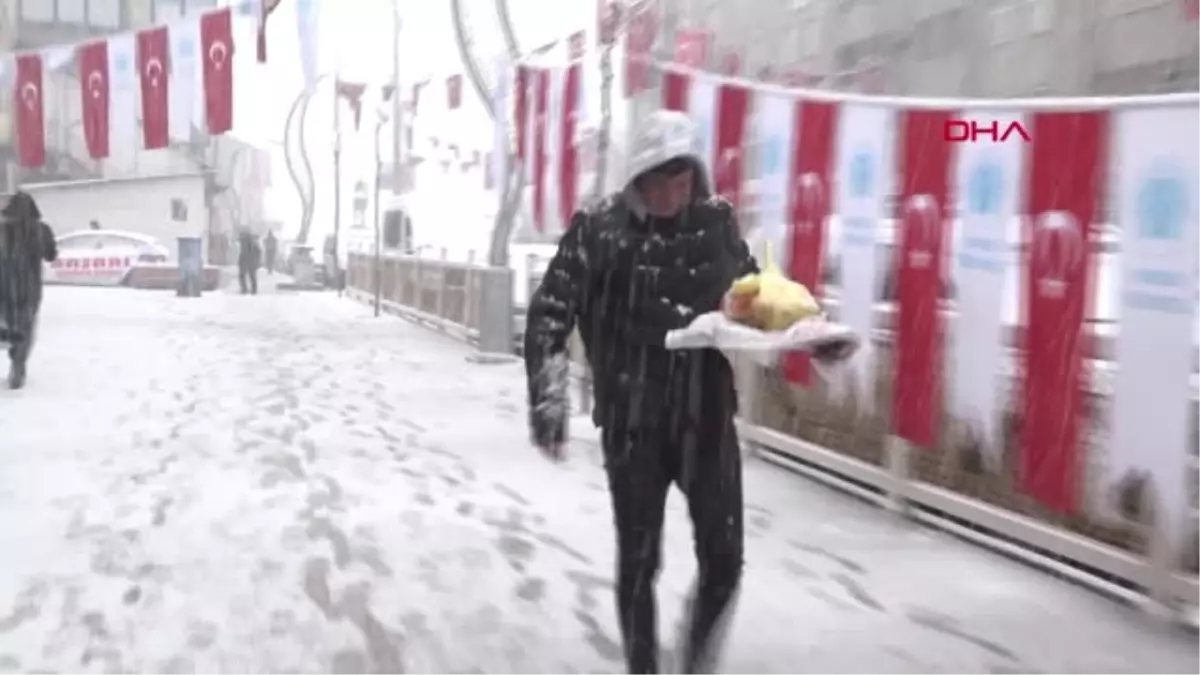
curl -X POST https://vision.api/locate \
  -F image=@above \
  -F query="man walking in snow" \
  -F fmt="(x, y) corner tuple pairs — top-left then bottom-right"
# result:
(237, 230), (262, 295)
(0, 191), (58, 389)
(523, 111), (758, 673)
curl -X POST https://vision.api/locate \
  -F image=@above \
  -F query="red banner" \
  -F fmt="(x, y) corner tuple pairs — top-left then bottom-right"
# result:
(138, 27), (170, 150)
(559, 64), (582, 227)
(892, 109), (954, 448)
(712, 85), (750, 209)
(782, 101), (839, 385)
(532, 69), (550, 232)
(13, 53), (46, 168)
(1019, 111), (1107, 514)
(673, 29), (710, 67)
(662, 71), (689, 111)
(200, 8), (234, 134)
(77, 41), (110, 159)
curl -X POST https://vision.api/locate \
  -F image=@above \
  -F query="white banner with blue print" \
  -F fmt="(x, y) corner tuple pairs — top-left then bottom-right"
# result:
(830, 103), (894, 413)
(949, 111), (1025, 467)
(1109, 105), (1200, 545)
(750, 91), (794, 264)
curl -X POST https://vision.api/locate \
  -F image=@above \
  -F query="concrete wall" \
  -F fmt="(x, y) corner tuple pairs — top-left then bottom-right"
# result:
(25, 173), (209, 251)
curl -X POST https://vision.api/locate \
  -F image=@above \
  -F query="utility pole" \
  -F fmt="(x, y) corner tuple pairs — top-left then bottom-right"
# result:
(391, 0), (404, 194)
(332, 83), (343, 295)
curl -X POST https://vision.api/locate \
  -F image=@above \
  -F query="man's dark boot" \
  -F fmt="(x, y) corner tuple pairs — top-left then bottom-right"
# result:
(8, 360), (26, 389)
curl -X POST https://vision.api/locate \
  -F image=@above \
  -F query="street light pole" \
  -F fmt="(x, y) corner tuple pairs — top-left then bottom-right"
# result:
(333, 84), (344, 296)
(391, 0), (403, 194)
(373, 109), (386, 318)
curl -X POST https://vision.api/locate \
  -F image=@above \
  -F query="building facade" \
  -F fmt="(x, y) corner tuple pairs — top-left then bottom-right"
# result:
(666, 0), (1199, 97)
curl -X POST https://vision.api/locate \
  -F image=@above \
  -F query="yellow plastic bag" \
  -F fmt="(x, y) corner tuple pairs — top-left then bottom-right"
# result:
(724, 241), (822, 332)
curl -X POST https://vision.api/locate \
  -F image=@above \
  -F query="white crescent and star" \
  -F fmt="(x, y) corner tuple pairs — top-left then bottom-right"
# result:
(904, 194), (939, 269)
(145, 57), (164, 87)
(20, 82), (39, 110)
(209, 40), (228, 69)
(87, 71), (105, 99)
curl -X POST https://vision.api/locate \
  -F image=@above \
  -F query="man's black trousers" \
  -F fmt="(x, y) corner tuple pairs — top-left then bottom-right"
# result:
(601, 414), (744, 674)
(238, 267), (258, 295)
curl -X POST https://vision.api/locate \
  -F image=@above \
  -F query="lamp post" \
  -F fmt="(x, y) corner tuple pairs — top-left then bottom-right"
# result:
(372, 103), (390, 318)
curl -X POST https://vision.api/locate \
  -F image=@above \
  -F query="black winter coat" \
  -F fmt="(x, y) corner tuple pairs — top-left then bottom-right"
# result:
(524, 194), (759, 447)
(0, 193), (57, 332)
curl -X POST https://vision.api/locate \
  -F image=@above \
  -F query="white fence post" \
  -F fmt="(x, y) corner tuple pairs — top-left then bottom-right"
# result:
(436, 247), (449, 322)
(465, 249), (478, 330)
(884, 435), (912, 515)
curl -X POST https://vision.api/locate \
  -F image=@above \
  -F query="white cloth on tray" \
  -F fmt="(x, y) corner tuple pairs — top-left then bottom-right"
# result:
(664, 311), (862, 370)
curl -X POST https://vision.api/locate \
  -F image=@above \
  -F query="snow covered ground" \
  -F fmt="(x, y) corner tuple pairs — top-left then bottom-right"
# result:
(0, 283), (1196, 674)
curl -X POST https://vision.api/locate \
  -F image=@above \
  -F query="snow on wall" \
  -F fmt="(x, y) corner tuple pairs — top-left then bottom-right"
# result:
(24, 173), (209, 249)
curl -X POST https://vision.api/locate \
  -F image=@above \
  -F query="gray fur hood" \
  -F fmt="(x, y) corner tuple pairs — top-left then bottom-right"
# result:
(622, 110), (712, 219)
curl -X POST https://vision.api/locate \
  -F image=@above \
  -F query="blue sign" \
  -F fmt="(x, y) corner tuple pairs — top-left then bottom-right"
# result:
(113, 51), (132, 76)
(848, 150), (874, 199)
(1137, 171), (1188, 241)
(966, 162), (1004, 216)
(761, 136), (785, 175)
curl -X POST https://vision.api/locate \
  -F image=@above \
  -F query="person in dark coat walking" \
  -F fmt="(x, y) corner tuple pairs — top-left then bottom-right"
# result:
(263, 230), (278, 276)
(237, 231), (262, 295)
(0, 191), (58, 389)
(524, 111), (759, 674)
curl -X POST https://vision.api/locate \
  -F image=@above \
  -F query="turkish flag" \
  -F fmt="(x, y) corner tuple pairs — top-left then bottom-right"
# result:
(77, 41), (110, 159)
(138, 26), (171, 150)
(712, 84), (750, 209)
(782, 101), (839, 386)
(13, 53), (46, 168)
(200, 8), (235, 134)
(892, 109), (955, 448)
(1018, 111), (1107, 514)
(558, 63), (582, 227)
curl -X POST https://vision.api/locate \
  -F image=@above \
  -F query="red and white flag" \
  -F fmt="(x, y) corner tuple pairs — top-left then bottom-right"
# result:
(200, 8), (235, 134)
(558, 63), (582, 228)
(623, 2), (656, 97)
(1019, 111), (1108, 514)
(138, 26), (171, 150)
(892, 109), (955, 448)
(659, 73), (751, 210)
(13, 53), (45, 168)
(532, 69), (550, 233)
(673, 29), (710, 68)
(77, 41), (110, 159)
(782, 100), (839, 385)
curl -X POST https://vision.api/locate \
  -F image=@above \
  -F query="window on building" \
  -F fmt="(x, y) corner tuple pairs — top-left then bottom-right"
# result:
(20, 0), (55, 22)
(88, 0), (121, 29)
(153, 0), (185, 23)
(57, 0), (86, 23)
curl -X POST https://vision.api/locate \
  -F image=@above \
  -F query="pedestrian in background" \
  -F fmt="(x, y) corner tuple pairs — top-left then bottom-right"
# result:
(0, 191), (58, 389)
(263, 230), (278, 276)
(237, 230), (262, 295)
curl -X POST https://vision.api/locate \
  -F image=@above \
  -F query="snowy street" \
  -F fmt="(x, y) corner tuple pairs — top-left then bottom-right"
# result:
(0, 284), (1196, 674)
